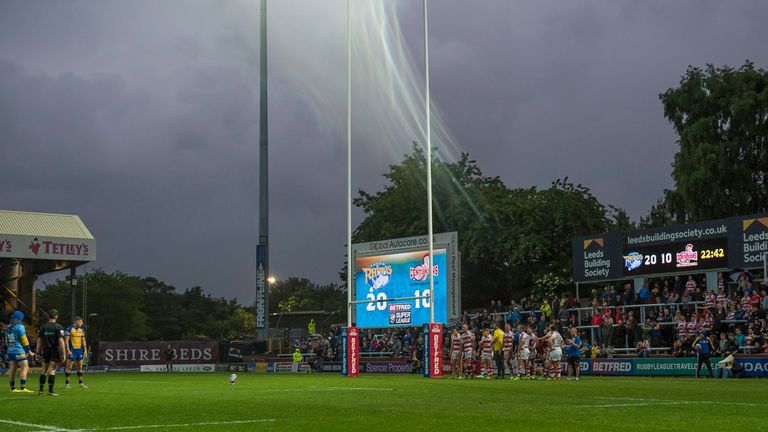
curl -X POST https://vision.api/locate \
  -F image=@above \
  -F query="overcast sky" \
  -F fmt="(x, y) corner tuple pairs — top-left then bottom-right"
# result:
(1, 0), (766, 302)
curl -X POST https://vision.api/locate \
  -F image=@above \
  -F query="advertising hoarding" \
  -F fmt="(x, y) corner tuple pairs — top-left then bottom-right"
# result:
(98, 341), (218, 366)
(572, 214), (768, 282)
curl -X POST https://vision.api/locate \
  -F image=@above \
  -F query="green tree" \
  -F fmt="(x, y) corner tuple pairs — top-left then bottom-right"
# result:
(38, 270), (256, 342)
(656, 61), (768, 223)
(38, 270), (149, 341)
(351, 146), (625, 305)
(269, 277), (345, 322)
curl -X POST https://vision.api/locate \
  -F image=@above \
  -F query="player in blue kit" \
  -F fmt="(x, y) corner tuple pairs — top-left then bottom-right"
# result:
(65, 316), (88, 388)
(4, 311), (35, 393)
(693, 330), (714, 378)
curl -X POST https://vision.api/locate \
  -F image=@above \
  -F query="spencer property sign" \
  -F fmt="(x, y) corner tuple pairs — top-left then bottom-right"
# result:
(0, 234), (96, 261)
(572, 213), (768, 283)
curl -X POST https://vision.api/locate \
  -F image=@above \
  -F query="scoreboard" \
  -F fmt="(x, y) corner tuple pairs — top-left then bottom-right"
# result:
(354, 249), (447, 328)
(573, 214), (768, 283)
(351, 232), (460, 329)
(622, 238), (728, 276)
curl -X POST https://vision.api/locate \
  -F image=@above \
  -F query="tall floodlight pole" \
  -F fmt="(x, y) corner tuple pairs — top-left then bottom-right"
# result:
(346, 0), (353, 328)
(423, 0), (435, 325)
(256, 0), (270, 341)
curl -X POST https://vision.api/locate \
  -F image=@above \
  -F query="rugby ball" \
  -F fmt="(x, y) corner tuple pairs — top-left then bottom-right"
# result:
(229, 373), (238, 385)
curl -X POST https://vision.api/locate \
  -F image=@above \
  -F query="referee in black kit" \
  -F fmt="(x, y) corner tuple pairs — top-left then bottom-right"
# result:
(37, 309), (67, 396)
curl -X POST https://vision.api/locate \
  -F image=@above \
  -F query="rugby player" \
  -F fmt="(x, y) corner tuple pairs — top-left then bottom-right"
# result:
(514, 325), (531, 380)
(36, 309), (66, 396)
(528, 326), (539, 379)
(5, 311), (35, 392)
(478, 328), (493, 380)
(64, 316), (88, 389)
(461, 324), (475, 379)
(450, 327), (463, 379)
(540, 324), (564, 380)
(492, 322), (505, 379)
(502, 323), (515, 380)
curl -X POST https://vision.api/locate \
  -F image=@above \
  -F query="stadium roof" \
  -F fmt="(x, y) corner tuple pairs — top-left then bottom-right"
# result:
(0, 209), (94, 239)
(0, 209), (96, 262)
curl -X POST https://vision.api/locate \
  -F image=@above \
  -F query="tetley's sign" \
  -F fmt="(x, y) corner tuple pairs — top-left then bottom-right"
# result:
(0, 235), (96, 261)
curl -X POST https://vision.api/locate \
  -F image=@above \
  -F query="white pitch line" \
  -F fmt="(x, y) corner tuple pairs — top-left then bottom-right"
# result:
(75, 419), (275, 431)
(0, 418), (68, 432)
(577, 402), (688, 408)
(582, 397), (765, 408)
(266, 387), (394, 392)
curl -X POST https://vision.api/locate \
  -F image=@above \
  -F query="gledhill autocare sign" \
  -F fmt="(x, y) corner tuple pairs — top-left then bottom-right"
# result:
(98, 341), (218, 366)
(572, 213), (768, 282)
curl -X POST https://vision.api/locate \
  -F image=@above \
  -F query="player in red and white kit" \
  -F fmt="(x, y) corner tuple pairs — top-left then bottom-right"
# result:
(502, 323), (515, 380)
(450, 327), (463, 379)
(540, 324), (564, 380)
(461, 324), (475, 379)
(515, 325), (531, 380)
(478, 328), (493, 380)
(528, 326), (539, 379)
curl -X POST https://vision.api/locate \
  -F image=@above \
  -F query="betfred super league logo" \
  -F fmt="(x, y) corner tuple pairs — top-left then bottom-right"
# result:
(28, 238), (41, 255)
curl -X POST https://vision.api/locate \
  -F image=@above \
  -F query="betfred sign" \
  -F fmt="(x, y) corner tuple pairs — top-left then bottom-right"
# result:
(590, 359), (633, 375)
(98, 341), (218, 366)
(340, 327), (348, 376)
(348, 327), (359, 377)
(429, 324), (443, 378)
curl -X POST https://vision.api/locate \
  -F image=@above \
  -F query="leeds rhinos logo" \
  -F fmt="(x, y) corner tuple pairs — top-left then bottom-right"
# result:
(363, 262), (392, 292)
(410, 254), (438, 281)
(624, 252), (643, 271)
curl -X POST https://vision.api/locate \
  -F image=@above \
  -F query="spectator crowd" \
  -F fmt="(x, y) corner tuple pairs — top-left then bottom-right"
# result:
(296, 272), (767, 365)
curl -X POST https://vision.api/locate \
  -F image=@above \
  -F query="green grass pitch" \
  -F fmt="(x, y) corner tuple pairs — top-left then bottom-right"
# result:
(0, 373), (765, 431)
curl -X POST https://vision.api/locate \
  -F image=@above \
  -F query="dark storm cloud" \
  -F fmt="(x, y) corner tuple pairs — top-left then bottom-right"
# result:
(1, 0), (767, 301)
